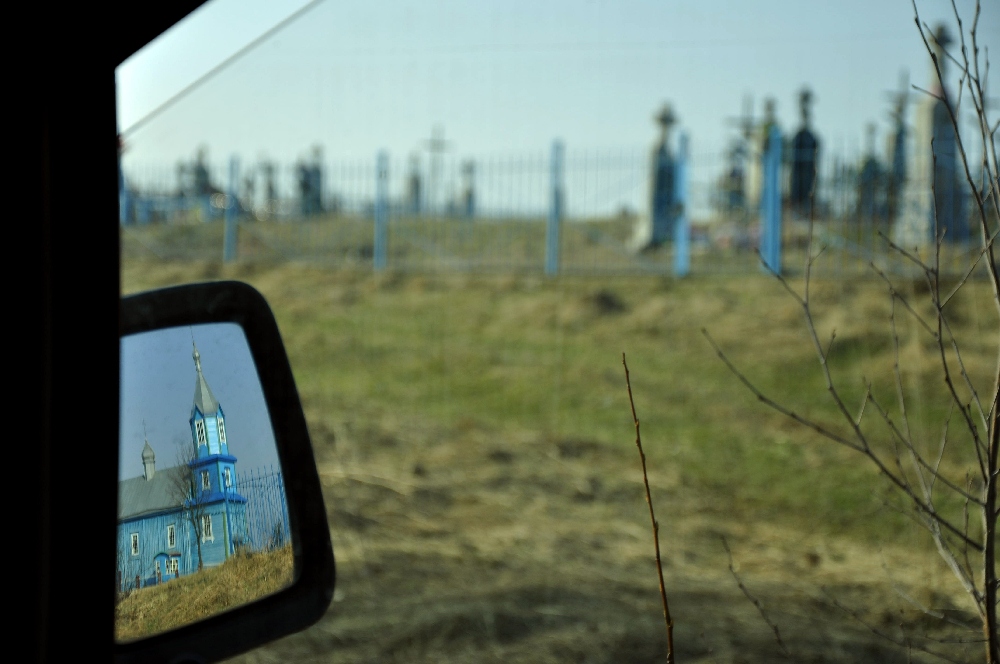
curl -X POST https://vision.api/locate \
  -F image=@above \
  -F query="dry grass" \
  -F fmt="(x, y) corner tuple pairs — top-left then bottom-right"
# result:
(121, 257), (997, 662)
(115, 545), (294, 643)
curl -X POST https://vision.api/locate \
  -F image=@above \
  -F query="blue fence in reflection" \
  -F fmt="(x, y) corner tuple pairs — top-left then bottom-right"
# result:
(236, 466), (290, 553)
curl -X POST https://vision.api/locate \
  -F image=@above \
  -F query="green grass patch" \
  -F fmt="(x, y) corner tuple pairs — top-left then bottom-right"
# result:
(122, 259), (998, 550)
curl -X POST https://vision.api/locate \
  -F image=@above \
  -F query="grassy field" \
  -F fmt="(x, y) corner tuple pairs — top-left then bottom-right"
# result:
(115, 545), (294, 642)
(121, 213), (983, 279)
(121, 250), (998, 662)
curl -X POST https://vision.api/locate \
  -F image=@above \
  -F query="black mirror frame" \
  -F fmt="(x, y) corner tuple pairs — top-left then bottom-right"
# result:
(116, 280), (334, 664)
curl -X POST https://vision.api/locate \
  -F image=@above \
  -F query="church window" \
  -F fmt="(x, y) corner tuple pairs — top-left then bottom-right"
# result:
(201, 515), (213, 541)
(201, 470), (211, 491)
(218, 417), (226, 443)
(224, 467), (232, 488)
(130, 533), (139, 556)
(170, 559), (179, 575)
(167, 524), (176, 548)
(155, 560), (161, 577)
(196, 420), (207, 445)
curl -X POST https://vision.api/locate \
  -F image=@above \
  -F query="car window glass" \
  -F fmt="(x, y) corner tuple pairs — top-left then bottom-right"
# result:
(118, 1), (999, 660)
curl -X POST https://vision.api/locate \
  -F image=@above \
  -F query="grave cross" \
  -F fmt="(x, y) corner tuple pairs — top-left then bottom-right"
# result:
(798, 88), (813, 127)
(656, 104), (677, 142)
(726, 94), (756, 147)
(929, 24), (953, 98)
(422, 126), (452, 215)
(790, 87), (820, 215)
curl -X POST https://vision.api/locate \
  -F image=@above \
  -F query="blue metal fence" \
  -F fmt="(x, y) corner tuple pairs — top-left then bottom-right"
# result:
(120, 141), (987, 279)
(236, 466), (290, 553)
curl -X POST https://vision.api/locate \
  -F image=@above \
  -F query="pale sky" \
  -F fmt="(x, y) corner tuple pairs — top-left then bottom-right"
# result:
(115, 0), (998, 215)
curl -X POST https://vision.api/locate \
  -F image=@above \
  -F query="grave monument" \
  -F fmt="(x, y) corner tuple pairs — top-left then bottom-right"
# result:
(748, 98), (779, 213)
(631, 104), (679, 251)
(789, 87), (820, 217)
(894, 24), (967, 247)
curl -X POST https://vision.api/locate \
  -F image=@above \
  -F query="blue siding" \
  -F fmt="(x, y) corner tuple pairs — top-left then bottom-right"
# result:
(116, 493), (250, 590)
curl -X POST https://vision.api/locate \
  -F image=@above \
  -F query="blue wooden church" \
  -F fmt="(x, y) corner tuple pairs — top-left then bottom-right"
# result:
(117, 343), (249, 590)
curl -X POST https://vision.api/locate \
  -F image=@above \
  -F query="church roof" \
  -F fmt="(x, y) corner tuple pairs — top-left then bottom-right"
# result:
(191, 343), (220, 417)
(118, 465), (189, 520)
(141, 440), (155, 462)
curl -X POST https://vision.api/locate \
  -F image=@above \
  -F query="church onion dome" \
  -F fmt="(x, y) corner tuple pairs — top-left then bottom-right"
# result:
(141, 440), (155, 462)
(191, 342), (220, 416)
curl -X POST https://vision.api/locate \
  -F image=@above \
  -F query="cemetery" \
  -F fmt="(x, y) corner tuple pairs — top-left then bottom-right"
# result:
(120, 22), (993, 284)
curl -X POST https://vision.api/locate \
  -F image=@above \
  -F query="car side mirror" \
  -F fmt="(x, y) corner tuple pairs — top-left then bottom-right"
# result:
(116, 281), (334, 664)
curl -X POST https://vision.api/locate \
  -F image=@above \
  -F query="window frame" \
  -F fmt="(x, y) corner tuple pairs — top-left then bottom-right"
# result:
(167, 524), (176, 549)
(201, 470), (211, 491)
(201, 514), (213, 542)
(130, 533), (139, 556)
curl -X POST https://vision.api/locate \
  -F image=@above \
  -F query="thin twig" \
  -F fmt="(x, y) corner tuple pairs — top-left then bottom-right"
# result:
(822, 587), (969, 664)
(721, 537), (791, 658)
(703, 329), (984, 551)
(623, 353), (674, 664)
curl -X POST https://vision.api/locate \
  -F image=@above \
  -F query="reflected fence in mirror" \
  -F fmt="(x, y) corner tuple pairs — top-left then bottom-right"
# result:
(117, 322), (295, 643)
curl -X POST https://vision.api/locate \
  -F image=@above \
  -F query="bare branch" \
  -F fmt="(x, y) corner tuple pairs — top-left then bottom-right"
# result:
(622, 353), (674, 664)
(881, 554), (979, 631)
(704, 329), (984, 550)
(823, 585), (971, 663)
(722, 537), (791, 659)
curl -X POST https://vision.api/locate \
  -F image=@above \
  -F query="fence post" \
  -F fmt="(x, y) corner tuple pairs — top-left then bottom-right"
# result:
(760, 126), (783, 275)
(545, 140), (564, 276)
(374, 151), (389, 271)
(224, 156), (240, 262)
(673, 132), (690, 277)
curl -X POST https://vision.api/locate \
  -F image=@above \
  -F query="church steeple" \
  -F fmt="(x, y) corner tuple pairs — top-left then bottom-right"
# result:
(142, 439), (155, 481)
(192, 342), (219, 418)
(189, 340), (229, 458)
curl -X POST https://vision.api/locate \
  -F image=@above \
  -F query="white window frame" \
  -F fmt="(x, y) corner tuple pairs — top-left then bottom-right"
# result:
(196, 420), (207, 445)
(170, 559), (179, 575)
(218, 417), (226, 443)
(155, 560), (161, 577)
(223, 467), (232, 488)
(167, 524), (176, 549)
(130, 533), (139, 556)
(201, 515), (214, 542)
(201, 470), (211, 491)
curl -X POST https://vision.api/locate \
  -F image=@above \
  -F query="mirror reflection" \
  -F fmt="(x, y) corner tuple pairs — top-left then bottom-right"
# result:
(117, 322), (294, 642)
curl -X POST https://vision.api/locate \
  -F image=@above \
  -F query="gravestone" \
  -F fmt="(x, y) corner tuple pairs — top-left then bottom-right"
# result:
(242, 167), (256, 216)
(307, 145), (324, 217)
(193, 147), (212, 197)
(748, 98), (779, 212)
(722, 95), (755, 219)
(461, 160), (475, 219)
(260, 160), (277, 218)
(192, 146), (214, 221)
(894, 25), (967, 247)
(856, 123), (887, 226)
(406, 154), (422, 215)
(885, 72), (910, 223)
(631, 104), (678, 251)
(789, 88), (820, 217)
(296, 159), (312, 217)
(719, 140), (746, 214)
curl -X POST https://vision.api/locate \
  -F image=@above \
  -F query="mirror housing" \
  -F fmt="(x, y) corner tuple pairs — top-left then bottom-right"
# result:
(116, 281), (334, 664)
